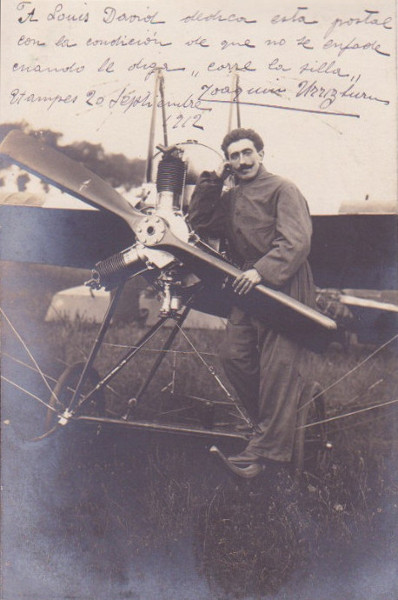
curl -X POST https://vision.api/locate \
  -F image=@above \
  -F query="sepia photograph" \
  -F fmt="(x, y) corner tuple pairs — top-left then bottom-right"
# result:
(1, 1), (397, 598)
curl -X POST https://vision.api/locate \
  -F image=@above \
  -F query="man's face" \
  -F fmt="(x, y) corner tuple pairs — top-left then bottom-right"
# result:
(226, 138), (264, 181)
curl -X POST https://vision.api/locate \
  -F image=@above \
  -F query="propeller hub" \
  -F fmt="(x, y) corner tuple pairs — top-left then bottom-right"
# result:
(135, 215), (167, 246)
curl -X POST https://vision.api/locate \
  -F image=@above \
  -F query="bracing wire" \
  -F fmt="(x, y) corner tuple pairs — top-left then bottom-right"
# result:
(0, 306), (61, 406)
(298, 332), (398, 412)
(2, 303), (397, 432)
(297, 396), (398, 430)
(1, 375), (58, 413)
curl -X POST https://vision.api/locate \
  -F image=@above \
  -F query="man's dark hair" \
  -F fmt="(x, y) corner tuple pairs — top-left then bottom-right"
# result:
(221, 128), (264, 157)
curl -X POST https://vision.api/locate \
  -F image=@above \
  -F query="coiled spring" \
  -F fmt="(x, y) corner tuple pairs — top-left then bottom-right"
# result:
(156, 154), (185, 195)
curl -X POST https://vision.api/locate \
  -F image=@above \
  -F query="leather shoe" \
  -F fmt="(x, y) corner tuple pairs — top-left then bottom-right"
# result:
(228, 449), (261, 465)
(226, 461), (263, 479)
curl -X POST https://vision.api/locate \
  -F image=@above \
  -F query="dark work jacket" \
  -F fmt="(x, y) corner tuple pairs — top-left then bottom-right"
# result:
(188, 165), (316, 309)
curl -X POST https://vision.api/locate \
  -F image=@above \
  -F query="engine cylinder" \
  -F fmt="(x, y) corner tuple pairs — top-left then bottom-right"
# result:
(89, 247), (145, 289)
(156, 155), (185, 197)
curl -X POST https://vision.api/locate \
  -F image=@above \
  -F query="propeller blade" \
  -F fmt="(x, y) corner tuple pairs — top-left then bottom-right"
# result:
(156, 229), (337, 331)
(340, 294), (398, 313)
(0, 130), (143, 230)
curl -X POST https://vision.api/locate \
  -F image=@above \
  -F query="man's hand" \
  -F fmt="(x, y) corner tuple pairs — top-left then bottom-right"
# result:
(233, 269), (262, 295)
(216, 160), (232, 181)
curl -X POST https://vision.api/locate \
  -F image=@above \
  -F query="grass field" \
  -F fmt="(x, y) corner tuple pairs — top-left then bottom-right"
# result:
(1, 262), (398, 599)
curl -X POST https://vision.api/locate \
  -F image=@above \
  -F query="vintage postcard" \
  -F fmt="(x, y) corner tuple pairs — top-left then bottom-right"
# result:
(1, 1), (397, 599)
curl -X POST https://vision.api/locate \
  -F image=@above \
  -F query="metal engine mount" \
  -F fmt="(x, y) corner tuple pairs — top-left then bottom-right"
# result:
(86, 145), (192, 292)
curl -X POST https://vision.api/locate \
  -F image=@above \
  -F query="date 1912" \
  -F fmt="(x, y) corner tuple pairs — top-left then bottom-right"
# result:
(165, 113), (204, 130)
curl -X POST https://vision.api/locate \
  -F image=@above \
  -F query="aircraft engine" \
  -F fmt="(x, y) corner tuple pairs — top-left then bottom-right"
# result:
(87, 144), (203, 302)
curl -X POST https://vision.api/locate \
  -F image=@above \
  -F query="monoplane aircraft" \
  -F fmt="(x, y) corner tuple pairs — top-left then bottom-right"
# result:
(0, 71), (395, 478)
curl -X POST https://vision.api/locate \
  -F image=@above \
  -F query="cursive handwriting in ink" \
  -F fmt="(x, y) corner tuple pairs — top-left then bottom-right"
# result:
(268, 58), (291, 72)
(199, 83), (286, 102)
(220, 39), (255, 51)
(324, 10), (393, 39)
(208, 60), (255, 73)
(13, 61), (85, 73)
(296, 80), (338, 109)
(84, 88), (210, 115)
(297, 36), (314, 50)
(128, 58), (185, 81)
(86, 33), (171, 47)
(98, 58), (115, 73)
(86, 88), (152, 113)
(102, 8), (164, 25)
(158, 93), (210, 112)
(47, 4), (89, 23)
(264, 38), (286, 47)
(299, 60), (351, 79)
(18, 34), (45, 46)
(199, 83), (242, 103)
(180, 10), (256, 24)
(271, 7), (318, 25)
(296, 77), (390, 109)
(185, 36), (210, 48)
(55, 35), (77, 48)
(323, 37), (390, 58)
(165, 113), (204, 130)
(17, 1), (38, 23)
(341, 80), (389, 105)
(10, 89), (78, 110)
(247, 84), (286, 98)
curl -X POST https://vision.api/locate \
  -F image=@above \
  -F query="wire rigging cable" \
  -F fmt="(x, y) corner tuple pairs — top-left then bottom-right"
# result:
(2, 306), (397, 431)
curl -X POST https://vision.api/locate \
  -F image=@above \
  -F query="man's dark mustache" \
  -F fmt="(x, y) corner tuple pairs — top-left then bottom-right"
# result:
(238, 165), (253, 172)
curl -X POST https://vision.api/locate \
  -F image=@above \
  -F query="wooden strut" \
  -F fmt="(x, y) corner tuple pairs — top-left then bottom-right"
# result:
(146, 69), (162, 183)
(68, 281), (126, 412)
(122, 304), (192, 420)
(227, 68), (242, 133)
(145, 68), (169, 182)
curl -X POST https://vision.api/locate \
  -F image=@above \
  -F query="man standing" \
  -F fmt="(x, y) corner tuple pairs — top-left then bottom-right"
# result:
(189, 128), (316, 476)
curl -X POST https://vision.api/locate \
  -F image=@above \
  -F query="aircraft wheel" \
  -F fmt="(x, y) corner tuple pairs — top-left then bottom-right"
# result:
(292, 382), (330, 478)
(43, 361), (105, 438)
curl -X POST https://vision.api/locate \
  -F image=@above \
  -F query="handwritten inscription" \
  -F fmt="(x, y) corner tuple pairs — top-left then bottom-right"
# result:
(6, 1), (394, 129)
(299, 60), (352, 79)
(296, 78), (389, 109)
(17, 2), (38, 23)
(55, 35), (77, 48)
(102, 8), (164, 25)
(10, 89), (78, 109)
(220, 38), (255, 50)
(208, 61), (255, 73)
(17, 34), (45, 46)
(271, 7), (319, 25)
(13, 61), (85, 73)
(86, 33), (172, 47)
(324, 9), (393, 38)
(323, 36), (389, 57)
(128, 59), (185, 81)
(47, 4), (89, 23)
(185, 36), (209, 48)
(180, 10), (256, 24)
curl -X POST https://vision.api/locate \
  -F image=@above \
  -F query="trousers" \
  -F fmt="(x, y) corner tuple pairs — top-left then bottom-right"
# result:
(220, 306), (315, 462)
